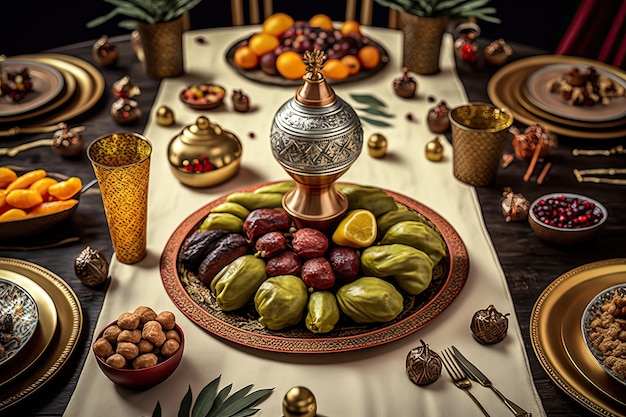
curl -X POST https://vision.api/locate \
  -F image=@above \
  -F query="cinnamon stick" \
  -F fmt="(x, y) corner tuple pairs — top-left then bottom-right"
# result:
(537, 162), (552, 185)
(523, 141), (543, 182)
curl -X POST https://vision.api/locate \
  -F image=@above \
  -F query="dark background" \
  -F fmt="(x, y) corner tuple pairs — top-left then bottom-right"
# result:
(2, 1), (579, 56)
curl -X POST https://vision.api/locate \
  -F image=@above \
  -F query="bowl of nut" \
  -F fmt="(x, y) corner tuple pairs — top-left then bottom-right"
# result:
(92, 306), (184, 390)
(581, 284), (626, 387)
(528, 192), (607, 245)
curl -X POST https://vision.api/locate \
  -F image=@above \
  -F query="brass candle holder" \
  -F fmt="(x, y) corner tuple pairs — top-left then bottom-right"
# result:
(270, 50), (363, 231)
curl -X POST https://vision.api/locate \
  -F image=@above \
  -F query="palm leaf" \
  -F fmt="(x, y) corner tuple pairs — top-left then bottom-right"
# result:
(350, 94), (387, 108)
(152, 402), (162, 417)
(190, 376), (222, 417)
(209, 386), (273, 417)
(359, 116), (392, 127)
(178, 386), (193, 417)
(358, 107), (394, 118)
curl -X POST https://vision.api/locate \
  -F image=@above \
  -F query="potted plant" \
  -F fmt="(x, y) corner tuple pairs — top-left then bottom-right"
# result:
(87, 0), (204, 78)
(373, 0), (500, 74)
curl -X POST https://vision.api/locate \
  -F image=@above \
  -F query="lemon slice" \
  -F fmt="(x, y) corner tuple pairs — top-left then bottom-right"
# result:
(332, 209), (377, 248)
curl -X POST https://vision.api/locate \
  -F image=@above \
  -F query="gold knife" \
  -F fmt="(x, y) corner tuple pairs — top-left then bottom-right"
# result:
(451, 346), (532, 417)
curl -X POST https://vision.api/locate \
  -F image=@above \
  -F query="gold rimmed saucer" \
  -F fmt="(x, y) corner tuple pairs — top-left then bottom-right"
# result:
(0, 258), (82, 412)
(530, 258), (626, 416)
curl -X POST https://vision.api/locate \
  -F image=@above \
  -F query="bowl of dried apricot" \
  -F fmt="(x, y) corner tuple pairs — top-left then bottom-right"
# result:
(528, 192), (607, 245)
(92, 306), (184, 390)
(0, 167), (84, 240)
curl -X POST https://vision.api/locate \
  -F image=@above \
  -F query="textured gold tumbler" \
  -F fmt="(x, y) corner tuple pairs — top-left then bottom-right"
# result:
(449, 104), (513, 186)
(87, 133), (152, 264)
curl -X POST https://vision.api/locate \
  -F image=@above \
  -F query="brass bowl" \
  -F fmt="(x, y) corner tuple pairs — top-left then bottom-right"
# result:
(168, 116), (242, 188)
(528, 192), (607, 245)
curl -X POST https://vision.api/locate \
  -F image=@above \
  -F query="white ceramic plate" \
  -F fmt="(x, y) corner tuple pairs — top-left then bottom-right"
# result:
(0, 277), (39, 365)
(581, 284), (626, 388)
(0, 60), (65, 117)
(524, 64), (626, 122)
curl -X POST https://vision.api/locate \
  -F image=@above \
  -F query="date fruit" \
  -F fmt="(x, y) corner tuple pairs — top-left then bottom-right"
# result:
(292, 228), (329, 259)
(243, 208), (291, 241)
(329, 247), (360, 282)
(301, 257), (335, 290)
(265, 251), (302, 277)
(198, 234), (249, 285)
(179, 229), (229, 270)
(255, 231), (287, 258)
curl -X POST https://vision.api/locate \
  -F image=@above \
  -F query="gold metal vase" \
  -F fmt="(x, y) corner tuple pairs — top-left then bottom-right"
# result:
(401, 13), (449, 75)
(136, 16), (185, 78)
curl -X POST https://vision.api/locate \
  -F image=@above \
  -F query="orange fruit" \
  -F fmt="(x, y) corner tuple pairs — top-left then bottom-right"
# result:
(357, 45), (380, 69)
(322, 59), (350, 80)
(262, 12), (295, 37)
(340, 55), (361, 75)
(233, 45), (259, 69)
(332, 209), (377, 248)
(248, 32), (280, 56)
(276, 51), (307, 80)
(340, 20), (361, 36)
(309, 14), (333, 30)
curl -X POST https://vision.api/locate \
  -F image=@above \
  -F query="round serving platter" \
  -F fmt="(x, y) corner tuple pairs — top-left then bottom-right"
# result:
(0, 278), (39, 366)
(224, 34), (389, 86)
(0, 258), (81, 412)
(161, 183), (469, 354)
(530, 258), (626, 416)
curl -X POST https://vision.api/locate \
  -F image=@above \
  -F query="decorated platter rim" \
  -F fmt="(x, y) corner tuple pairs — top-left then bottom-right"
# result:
(0, 278), (39, 366)
(160, 182), (469, 354)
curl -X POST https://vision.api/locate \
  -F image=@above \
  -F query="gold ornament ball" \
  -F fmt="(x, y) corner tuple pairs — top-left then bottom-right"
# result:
(156, 106), (175, 126)
(368, 133), (388, 158)
(425, 137), (444, 162)
(282, 386), (317, 417)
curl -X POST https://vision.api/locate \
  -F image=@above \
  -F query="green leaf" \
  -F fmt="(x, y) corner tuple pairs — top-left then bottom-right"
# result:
(350, 94), (386, 108)
(359, 116), (393, 127)
(191, 376), (221, 417)
(179, 386), (193, 417)
(207, 384), (233, 416)
(358, 107), (395, 118)
(230, 409), (260, 417)
(152, 401), (162, 417)
(210, 386), (273, 417)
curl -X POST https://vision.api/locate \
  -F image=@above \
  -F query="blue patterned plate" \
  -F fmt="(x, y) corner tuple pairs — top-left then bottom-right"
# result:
(581, 284), (626, 387)
(0, 278), (39, 366)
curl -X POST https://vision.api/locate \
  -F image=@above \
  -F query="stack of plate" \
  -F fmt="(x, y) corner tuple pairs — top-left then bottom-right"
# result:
(488, 55), (626, 140)
(0, 258), (82, 412)
(0, 54), (105, 132)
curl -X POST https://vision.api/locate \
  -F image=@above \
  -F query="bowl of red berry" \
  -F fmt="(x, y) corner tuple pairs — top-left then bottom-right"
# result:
(167, 116), (242, 188)
(180, 83), (226, 110)
(528, 192), (607, 245)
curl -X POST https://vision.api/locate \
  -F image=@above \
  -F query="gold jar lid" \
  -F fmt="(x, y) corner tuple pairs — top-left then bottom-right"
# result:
(168, 116), (242, 188)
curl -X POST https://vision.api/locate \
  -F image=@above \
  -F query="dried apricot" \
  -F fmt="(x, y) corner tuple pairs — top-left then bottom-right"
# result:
(0, 208), (27, 222)
(340, 55), (361, 75)
(340, 20), (361, 36)
(248, 32), (280, 56)
(5, 169), (46, 193)
(276, 51), (306, 80)
(309, 14), (333, 30)
(322, 59), (350, 80)
(29, 177), (58, 200)
(262, 12), (294, 37)
(48, 177), (82, 200)
(6, 189), (44, 209)
(28, 199), (78, 217)
(0, 167), (17, 188)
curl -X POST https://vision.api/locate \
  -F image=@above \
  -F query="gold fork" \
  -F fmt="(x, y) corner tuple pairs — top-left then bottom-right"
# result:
(441, 348), (491, 417)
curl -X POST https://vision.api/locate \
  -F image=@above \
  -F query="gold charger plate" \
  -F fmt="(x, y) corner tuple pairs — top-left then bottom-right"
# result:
(0, 60), (64, 118)
(0, 258), (82, 412)
(161, 183), (469, 353)
(0, 271), (57, 389)
(488, 55), (626, 139)
(530, 258), (626, 417)
(0, 65), (77, 125)
(524, 64), (626, 123)
(2, 53), (105, 128)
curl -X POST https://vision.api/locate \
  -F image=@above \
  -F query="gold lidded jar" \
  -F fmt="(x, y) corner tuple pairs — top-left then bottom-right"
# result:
(168, 116), (242, 188)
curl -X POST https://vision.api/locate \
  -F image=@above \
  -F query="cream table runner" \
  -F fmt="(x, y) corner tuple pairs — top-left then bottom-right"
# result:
(65, 26), (546, 417)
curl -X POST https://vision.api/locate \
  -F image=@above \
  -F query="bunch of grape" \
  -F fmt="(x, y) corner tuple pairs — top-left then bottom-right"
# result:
(277, 21), (366, 60)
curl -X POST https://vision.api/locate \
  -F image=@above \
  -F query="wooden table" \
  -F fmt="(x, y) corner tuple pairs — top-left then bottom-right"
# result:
(1, 34), (624, 417)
